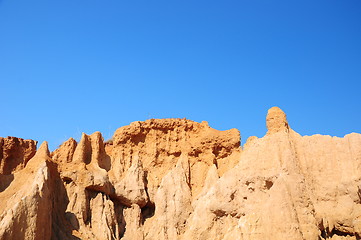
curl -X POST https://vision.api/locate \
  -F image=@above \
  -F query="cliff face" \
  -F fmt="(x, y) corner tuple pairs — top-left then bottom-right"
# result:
(1, 107), (361, 240)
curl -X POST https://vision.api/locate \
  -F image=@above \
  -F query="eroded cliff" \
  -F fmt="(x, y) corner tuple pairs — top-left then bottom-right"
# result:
(1, 107), (360, 240)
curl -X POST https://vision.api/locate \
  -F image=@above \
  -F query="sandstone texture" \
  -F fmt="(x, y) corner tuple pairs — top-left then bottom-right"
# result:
(1, 108), (361, 240)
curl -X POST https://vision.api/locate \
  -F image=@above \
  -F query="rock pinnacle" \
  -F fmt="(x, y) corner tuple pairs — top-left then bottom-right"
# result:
(266, 106), (289, 134)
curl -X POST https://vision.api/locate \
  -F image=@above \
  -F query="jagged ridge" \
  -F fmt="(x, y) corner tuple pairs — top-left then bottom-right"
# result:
(1, 108), (361, 240)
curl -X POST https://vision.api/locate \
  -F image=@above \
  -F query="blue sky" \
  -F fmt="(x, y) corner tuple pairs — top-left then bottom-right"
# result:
(1, 0), (360, 150)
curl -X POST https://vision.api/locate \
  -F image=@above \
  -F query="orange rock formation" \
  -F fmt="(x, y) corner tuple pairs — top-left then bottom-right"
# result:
(1, 107), (360, 240)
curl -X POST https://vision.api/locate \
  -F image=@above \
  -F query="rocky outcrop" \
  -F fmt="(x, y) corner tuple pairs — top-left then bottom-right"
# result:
(145, 154), (192, 240)
(0, 142), (53, 240)
(1, 108), (361, 240)
(114, 156), (148, 208)
(108, 118), (241, 201)
(0, 136), (36, 192)
(0, 137), (37, 175)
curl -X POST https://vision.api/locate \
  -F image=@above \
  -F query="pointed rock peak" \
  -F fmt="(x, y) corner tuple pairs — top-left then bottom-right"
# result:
(88, 131), (106, 165)
(51, 137), (78, 164)
(90, 131), (103, 142)
(25, 141), (51, 170)
(36, 141), (50, 158)
(76, 133), (90, 152)
(266, 107), (289, 134)
(67, 137), (77, 144)
(79, 132), (89, 143)
(57, 137), (77, 150)
(73, 133), (91, 164)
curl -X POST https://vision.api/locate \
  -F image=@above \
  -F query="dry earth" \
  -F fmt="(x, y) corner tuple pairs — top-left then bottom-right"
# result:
(1, 107), (361, 240)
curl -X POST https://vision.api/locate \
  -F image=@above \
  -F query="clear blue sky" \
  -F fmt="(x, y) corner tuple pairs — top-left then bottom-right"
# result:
(1, 0), (360, 150)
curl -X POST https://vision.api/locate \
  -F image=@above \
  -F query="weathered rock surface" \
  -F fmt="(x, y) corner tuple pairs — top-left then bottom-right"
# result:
(0, 136), (37, 192)
(0, 136), (37, 175)
(0, 142), (53, 240)
(1, 107), (361, 240)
